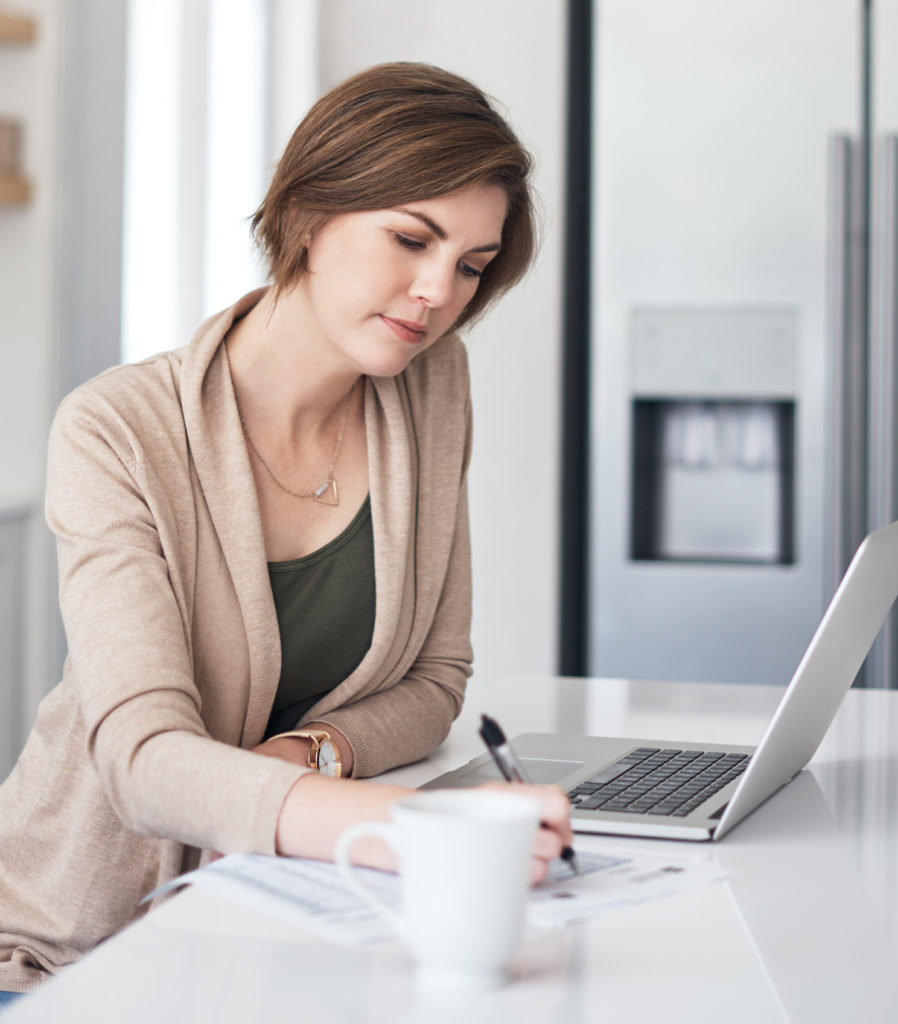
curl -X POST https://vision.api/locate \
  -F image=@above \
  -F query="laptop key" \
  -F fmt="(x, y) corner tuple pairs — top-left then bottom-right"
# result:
(586, 760), (640, 786)
(601, 798), (637, 810)
(576, 795), (607, 811)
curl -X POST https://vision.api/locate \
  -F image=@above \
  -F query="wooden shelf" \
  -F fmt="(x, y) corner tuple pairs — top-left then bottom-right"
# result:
(0, 11), (36, 204)
(0, 10), (36, 43)
(0, 174), (30, 204)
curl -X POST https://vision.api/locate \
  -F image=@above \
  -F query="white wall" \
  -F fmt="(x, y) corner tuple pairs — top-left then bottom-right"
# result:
(0, 0), (59, 499)
(317, 1), (567, 691)
(0, 0), (62, 741)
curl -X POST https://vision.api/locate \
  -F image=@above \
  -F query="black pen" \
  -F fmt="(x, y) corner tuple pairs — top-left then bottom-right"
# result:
(478, 713), (580, 876)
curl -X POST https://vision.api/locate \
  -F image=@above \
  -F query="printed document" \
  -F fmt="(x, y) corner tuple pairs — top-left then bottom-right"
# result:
(145, 848), (731, 945)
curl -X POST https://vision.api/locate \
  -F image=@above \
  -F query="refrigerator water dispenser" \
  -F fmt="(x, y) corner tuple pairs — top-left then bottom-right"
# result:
(629, 310), (796, 565)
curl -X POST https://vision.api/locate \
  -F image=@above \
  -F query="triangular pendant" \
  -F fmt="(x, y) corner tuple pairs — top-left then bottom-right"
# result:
(313, 479), (339, 506)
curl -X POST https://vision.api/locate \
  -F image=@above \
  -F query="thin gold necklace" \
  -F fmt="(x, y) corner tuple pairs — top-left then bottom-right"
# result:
(228, 346), (356, 507)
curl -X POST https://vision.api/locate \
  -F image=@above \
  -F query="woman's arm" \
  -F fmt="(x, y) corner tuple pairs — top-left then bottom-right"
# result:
(274, 774), (574, 885)
(45, 386), (308, 856)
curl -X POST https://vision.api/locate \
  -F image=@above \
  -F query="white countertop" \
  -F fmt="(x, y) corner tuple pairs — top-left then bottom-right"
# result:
(6, 675), (898, 1023)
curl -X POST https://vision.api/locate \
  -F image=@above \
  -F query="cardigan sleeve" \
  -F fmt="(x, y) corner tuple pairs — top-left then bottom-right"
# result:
(45, 387), (309, 855)
(315, 481), (473, 777)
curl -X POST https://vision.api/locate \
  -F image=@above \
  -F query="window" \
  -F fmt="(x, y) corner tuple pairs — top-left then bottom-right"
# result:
(121, 0), (317, 363)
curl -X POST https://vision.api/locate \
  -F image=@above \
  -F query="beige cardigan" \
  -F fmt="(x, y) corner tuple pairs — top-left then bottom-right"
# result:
(0, 289), (473, 991)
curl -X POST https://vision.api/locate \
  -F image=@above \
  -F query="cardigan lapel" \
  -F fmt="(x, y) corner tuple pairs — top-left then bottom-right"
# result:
(293, 371), (419, 722)
(361, 373), (417, 683)
(179, 290), (282, 747)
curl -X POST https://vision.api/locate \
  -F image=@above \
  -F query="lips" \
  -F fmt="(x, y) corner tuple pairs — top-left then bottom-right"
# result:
(380, 315), (427, 344)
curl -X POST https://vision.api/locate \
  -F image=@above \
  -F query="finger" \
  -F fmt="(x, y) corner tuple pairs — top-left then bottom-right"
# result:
(536, 787), (575, 841)
(529, 856), (550, 886)
(533, 824), (564, 862)
(478, 781), (575, 852)
(511, 784), (575, 846)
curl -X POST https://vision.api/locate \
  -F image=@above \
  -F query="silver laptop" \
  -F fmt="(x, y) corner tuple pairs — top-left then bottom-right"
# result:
(424, 520), (898, 841)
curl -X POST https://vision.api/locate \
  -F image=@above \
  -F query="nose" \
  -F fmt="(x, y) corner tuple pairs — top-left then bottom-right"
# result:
(411, 257), (456, 309)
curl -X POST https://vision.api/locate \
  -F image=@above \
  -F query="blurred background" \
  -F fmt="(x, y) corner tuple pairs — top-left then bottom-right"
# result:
(0, 0), (896, 778)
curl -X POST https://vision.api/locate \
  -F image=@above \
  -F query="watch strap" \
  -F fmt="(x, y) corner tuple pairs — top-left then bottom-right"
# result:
(267, 728), (341, 776)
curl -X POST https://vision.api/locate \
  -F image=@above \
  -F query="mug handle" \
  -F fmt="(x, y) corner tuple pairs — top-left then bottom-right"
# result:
(335, 822), (403, 934)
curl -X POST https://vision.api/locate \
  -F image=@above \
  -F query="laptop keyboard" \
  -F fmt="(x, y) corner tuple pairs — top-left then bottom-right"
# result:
(567, 747), (750, 818)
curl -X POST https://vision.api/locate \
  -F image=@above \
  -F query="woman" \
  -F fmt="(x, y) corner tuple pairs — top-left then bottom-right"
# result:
(0, 62), (572, 998)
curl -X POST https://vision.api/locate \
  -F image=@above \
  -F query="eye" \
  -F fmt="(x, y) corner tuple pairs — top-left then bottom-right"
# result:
(393, 233), (426, 251)
(458, 261), (484, 281)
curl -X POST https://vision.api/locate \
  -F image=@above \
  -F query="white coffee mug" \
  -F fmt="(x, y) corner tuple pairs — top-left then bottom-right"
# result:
(336, 789), (539, 990)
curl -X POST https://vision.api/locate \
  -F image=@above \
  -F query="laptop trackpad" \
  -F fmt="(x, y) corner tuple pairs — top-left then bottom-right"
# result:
(459, 757), (586, 785)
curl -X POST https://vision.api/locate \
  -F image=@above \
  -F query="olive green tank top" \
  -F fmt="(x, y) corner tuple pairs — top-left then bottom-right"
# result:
(264, 496), (375, 739)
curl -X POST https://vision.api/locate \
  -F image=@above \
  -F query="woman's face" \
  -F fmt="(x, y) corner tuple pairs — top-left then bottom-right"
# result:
(295, 183), (508, 378)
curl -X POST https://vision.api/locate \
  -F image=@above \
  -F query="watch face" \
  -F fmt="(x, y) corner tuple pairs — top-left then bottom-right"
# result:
(317, 739), (341, 777)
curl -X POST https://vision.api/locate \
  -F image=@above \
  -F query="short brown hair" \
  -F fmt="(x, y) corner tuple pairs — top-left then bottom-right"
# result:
(251, 62), (536, 329)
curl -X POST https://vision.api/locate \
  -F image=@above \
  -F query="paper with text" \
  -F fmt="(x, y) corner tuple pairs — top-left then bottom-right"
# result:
(144, 848), (730, 945)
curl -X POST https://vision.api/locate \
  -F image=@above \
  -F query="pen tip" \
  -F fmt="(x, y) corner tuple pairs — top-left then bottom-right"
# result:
(561, 847), (580, 876)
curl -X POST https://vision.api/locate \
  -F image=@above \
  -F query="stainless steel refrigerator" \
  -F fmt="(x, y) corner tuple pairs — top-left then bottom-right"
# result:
(588, 0), (898, 687)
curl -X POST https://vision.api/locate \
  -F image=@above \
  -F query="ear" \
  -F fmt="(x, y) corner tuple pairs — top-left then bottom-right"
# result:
(297, 225), (318, 262)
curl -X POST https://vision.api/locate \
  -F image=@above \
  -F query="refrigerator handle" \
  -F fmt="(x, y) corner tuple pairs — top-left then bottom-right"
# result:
(870, 135), (898, 529)
(825, 134), (866, 599)
(868, 136), (898, 691)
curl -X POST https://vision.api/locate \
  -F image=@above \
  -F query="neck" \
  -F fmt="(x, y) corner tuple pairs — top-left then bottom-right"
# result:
(225, 287), (362, 439)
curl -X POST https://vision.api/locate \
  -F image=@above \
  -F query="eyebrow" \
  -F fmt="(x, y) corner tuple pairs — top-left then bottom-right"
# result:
(394, 207), (502, 254)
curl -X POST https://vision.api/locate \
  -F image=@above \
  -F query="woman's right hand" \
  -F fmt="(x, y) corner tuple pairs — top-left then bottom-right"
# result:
(480, 782), (574, 884)
(274, 774), (411, 868)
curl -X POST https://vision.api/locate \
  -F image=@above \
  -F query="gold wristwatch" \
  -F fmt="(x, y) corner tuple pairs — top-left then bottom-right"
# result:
(275, 728), (342, 778)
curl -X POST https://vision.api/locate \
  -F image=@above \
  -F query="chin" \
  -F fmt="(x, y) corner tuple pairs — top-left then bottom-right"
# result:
(355, 341), (433, 379)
